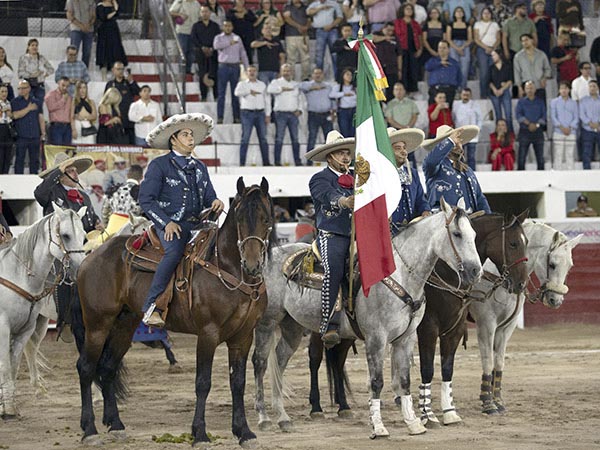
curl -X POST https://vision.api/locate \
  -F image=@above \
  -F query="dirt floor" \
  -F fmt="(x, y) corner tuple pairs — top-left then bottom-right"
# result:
(2, 324), (600, 450)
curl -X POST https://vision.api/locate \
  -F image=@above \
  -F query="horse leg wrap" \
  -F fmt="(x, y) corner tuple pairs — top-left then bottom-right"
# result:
(480, 373), (498, 414)
(397, 395), (426, 435)
(492, 370), (506, 413)
(441, 381), (462, 425)
(418, 383), (439, 425)
(368, 399), (389, 439)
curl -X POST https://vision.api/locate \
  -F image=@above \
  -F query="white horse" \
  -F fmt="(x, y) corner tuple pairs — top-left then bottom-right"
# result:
(253, 198), (483, 438)
(468, 221), (582, 414)
(0, 205), (87, 419)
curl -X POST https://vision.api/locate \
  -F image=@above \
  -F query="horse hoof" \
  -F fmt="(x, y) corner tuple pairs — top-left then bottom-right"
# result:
(309, 411), (325, 420)
(494, 403), (507, 414)
(423, 418), (441, 429)
(192, 441), (212, 449)
(258, 420), (272, 431)
(369, 428), (390, 439)
(1, 413), (19, 422)
(240, 438), (259, 449)
(407, 421), (427, 435)
(168, 363), (184, 374)
(107, 429), (127, 441)
(443, 411), (463, 426)
(482, 407), (499, 416)
(278, 420), (294, 433)
(82, 434), (104, 446)
(337, 409), (354, 419)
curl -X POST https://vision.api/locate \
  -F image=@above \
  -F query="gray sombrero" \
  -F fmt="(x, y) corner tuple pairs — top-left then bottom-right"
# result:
(146, 113), (214, 149)
(387, 127), (425, 153)
(305, 130), (356, 162)
(421, 125), (480, 151)
(39, 152), (93, 178)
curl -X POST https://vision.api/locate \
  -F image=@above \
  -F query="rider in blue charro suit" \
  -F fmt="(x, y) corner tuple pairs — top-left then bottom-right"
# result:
(387, 127), (431, 235)
(139, 113), (224, 328)
(423, 125), (491, 214)
(306, 130), (355, 348)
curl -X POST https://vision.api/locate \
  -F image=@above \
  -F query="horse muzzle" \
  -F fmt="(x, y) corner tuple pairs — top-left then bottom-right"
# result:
(460, 261), (483, 287)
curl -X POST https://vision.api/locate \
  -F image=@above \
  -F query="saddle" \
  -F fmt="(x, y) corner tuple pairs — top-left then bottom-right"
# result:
(0, 224), (12, 245)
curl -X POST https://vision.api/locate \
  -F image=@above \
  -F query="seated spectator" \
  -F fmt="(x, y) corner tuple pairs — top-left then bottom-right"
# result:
(18, 38), (54, 100)
(10, 80), (45, 174)
(0, 84), (14, 174)
(128, 85), (162, 147)
(571, 61), (593, 101)
(295, 201), (316, 243)
(251, 23), (286, 87)
(169, 0), (201, 74)
(551, 33), (580, 84)
(300, 68), (335, 162)
(0, 47), (15, 100)
(254, 0), (284, 37)
(394, 3), (422, 94)
(227, 0), (257, 63)
(579, 79), (600, 170)
(425, 40), (462, 105)
(421, 8), (444, 68)
(307, 0), (343, 75)
(103, 155), (128, 192)
(428, 91), (453, 138)
(206, 0), (226, 27)
(489, 119), (515, 171)
(332, 24), (358, 82)
(372, 22), (402, 100)
(550, 82), (578, 170)
(514, 33), (551, 100)
(104, 61), (140, 145)
(282, 0), (311, 81)
(71, 81), (97, 144)
(97, 87), (128, 145)
(191, 5), (221, 102)
(55, 45), (90, 96)
(557, 0), (584, 33)
(502, 3), (537, 61)
(452, 87), (482, 170)
(516, 80), (546, 170)
(329, 68), (356, 138)
(66, 0), (96, 68)
(567, 194), (598, 217)
(274, 202), (291, 222)
(96, 0), (128, 80)
(528, 0), (553, 57)
(45, 77), (73, 145)
(446, 6), (472, 91)
(473, 7), (501, 99)
(342, 0), (366, 36)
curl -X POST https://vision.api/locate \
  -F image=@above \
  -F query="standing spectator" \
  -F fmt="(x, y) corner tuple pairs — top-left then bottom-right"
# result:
(45, 77), (73, 145)
(332, 24), (358, 82)
(213, 20), (250, 124)
(394, 3), (423, 94)
(300, 68), (335, 158)
(234, 65), (271, 166)
(490, 0), (512, 27)
(406, 0), (427, 25)
(428, 91), (454, 138)
(251, 23), (286, 87)
(384, 81), (419, 163)
(473, 7), (501, 99)
(254, 0), (284, 37)
(0, 47), (15, 100)
(97, 87), (128, 145)
(267, 64), (302, 165)
(550, 33), (579, 84)
(373, 22), (402, 100)
(65, 0), (96, 68)
(342, 0), (366, 36)
(571, 61), (593, 101)
(71, 81), (97, 144)
(425, 40), (462, 105)
(557, 0), (584, 33)
(10, 80), (45, 174)
(515, 80), (546, 170)
(329, 68), (356, 138)
(55, 46), (90, 96)
(452, 87), (482, 170)
(307, 0), (343, 75)
(191, 5), (221, 102)
(206, 0), (226, 27)
(446, 6), (472, 91)
(365, 0), (399, 33)
(550, 82), (579, 170)
(590, 36), (600, 77)
(96, 0), (127, 80)
(513, 33), (551, 99)
(283, 0), (311, 81)
(105, 61), (141, 145)
(421, 8), (445, 67)
(443, 0), (475, 24)
(528, 0), (553, 57)
(579, 80), (600, 170)
(489, 50), (513, 128)
(0, 85), (14, 174)
(489, 119), (515, 171)
(169, 0), (201, 74)
(17, 39), (54, 101)
(226, 0), (257, 64)
(502, 3), (537, 61)
(103, 156), (128, 192)
(128, 85), (162, 147)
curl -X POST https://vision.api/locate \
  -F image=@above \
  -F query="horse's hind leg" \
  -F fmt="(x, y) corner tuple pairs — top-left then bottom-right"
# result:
(439, 330), (464, 425)
(473, 317), (499, 415)
(492, 320), (519, 413)
(416, 315), (441, 428)
(0, 317), (17, 419)
(252, 321), (276, 430)
(24, 314), (50, 394)
(228, 334), (257, 446)
(365, 334), (389, 438)
(162, 338), (182, 373)
(308, 332), (324, 418)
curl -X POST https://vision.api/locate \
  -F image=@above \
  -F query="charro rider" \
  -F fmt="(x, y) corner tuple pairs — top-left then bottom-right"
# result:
(387, 127), (431, 234)
(422, 125), (491, 214)
(306, 130), (355, 348)
(139, 113), (224, 328)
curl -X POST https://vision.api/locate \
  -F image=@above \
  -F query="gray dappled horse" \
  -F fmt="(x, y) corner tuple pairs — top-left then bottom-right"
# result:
(0, 205), (87, 419)
(468, 221), (582, 415)
(253, 198), (483, 438)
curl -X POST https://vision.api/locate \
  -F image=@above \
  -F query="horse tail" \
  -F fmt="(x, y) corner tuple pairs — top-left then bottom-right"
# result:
(325, 342), (354, 406)
(71, 290), (86, 355)
(267, 332), (294, 402)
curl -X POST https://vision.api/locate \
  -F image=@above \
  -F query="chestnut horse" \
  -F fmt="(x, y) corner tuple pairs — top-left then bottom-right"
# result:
(73, 177), (274, 447)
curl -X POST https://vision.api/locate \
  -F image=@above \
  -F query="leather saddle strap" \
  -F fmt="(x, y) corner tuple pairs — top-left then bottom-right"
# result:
(381, 276), (418, 312)
(195, 258), (266, 298)
(0, 276), (51, 303)
(344, 309), (365, 341)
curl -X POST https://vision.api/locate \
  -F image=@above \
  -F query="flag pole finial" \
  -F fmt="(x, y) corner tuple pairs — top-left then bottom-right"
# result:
(358, 16), (364, 39)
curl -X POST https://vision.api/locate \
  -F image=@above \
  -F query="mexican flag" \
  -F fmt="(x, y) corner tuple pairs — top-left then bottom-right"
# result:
(351, 37), (402, 296)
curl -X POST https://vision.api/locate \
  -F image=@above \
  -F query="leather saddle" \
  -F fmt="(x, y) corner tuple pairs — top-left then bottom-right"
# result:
(0, 224), (12, 245)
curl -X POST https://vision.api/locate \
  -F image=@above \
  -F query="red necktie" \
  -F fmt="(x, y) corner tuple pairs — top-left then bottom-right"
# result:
(338, 174), (354, 189)
(67, 189), (84, 205)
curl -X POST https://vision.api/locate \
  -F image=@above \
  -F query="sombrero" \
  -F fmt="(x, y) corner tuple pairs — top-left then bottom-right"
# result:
(305, 130), (355, 162)
(421, 125), (480, 151)
(38, 152), (93, 178)
(387, 127), (425, 153)
(146, 113), (214, 149)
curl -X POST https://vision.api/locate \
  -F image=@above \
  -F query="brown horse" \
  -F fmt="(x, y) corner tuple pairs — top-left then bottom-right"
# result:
(73, 177), (274, 447)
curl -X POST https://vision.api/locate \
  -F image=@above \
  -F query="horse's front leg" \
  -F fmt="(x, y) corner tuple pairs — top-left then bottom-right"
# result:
(416, 313), (441, 428)
(308, 332), (324, 418)
(391, 332), (426, 436)
(365, 334), (389, 439)
(24, 314), (50, 395)
(252, 321), (276, 430)
(191, 337), (217, 446)
(328, 338), (354, 417)
(439, 330), (464, 425)
(0, 316), (17, 419)
(474, 316), (499, 415)
(492, 320), (519, 414)
(228, 336), (257, 447)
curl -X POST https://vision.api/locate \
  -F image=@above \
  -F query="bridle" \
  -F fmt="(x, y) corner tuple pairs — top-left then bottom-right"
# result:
(47, 213), (86, 274)
(525, 238), (569, 305)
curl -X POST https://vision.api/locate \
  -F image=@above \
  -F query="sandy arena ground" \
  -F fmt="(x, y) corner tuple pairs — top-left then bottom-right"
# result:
(2, 323), (600, 450)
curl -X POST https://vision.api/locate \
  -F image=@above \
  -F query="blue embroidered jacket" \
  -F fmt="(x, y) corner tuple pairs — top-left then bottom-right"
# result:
(390, 165), (431, 235)
(139, 152), (217, 229)
(423, 138), (491, 214)
(309, 167), (353, 237)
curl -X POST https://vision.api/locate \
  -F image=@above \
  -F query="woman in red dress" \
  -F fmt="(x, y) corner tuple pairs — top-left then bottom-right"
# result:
(489, 118), (515, 171)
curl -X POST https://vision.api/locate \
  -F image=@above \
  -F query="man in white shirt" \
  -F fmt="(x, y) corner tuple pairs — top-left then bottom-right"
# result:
(452, 87), (482, 170)
(406, 0), (426, 24)
(128, 85), (163, 147)
(234, 65), (271, 166)
(267, 63), (303, 166)
(571, 62), (593, 101)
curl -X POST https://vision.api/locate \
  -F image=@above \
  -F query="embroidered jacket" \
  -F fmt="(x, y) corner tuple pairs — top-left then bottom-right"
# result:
(390, 165), (431, 234)
(309, 167), (353, 237)
(102, 179), (143, 224)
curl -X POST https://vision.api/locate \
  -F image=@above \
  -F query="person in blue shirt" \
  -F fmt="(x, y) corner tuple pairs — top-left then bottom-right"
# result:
(425, 40), (463, 105)
(423, 124), (491, 214)
(306, 130), (355, 348)
(579, 79), (600, 170)
(387, 127), (431, 235)
(515, 80), (546, 170)
(139, 113), (225, 328)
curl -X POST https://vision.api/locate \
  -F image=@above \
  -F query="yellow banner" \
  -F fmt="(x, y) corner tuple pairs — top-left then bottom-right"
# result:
(43, 144), (168, 170)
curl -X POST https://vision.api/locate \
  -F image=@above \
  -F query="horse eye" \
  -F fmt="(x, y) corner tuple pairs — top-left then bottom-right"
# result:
(509, 242), (517, 249)
(452, 231), (462, 238)
(61, 234), (71, 241)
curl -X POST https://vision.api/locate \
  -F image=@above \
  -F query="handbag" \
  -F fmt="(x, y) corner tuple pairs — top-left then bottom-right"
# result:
(81, 125), (98, 137)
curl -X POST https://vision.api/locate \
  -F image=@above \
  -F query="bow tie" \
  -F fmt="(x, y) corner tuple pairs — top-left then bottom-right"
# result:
(67, 189), (84, 205)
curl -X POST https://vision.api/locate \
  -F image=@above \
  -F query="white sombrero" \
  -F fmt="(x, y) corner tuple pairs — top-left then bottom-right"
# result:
(146, 113), (214, 149)
(387, 127), (425, 153)
(305, 130), (355, 162)
(421, 125), (480, 151)
(39, 152), (93, 178)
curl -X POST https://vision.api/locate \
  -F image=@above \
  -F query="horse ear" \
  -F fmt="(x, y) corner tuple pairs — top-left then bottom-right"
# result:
(260, 177), (269, 195)
(52, 201), (63, 214)
(552, 231), (561, 246)
(567, 233), (583, 250)
(440, 196), (449, 214)
(515, 208), (530, 224)
(237, 177), (245, 196)
(457, 197), (466, 210)
(77, 207), (87, 219)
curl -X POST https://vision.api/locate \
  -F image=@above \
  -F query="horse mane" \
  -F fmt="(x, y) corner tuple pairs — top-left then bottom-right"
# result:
(0, 215), (51, 265)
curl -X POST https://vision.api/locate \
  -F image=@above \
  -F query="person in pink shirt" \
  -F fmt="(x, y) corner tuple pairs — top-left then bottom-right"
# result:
(365, 0), (399, 32)
(45, 77), (73, 145)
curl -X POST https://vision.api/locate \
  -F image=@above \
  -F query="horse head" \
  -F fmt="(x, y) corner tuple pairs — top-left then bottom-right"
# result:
(50, 203), (88, 277)
(231, 177), (275, 278)
(437, 197), (482, 287)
